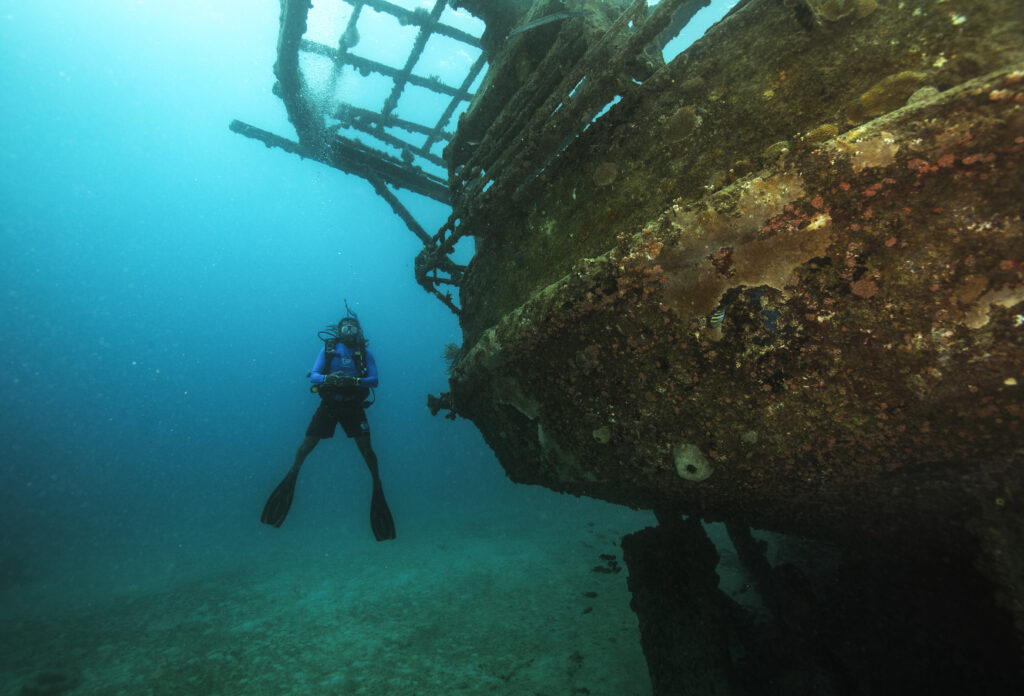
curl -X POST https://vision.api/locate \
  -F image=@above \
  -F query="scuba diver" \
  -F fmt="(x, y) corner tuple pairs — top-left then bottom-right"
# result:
(260, 303), (396, 541)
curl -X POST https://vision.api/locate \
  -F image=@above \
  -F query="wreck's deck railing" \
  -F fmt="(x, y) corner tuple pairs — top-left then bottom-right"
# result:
(231, 0), (710, 314)
(231, 0), (484, 312)
(450, 0), (707, 213)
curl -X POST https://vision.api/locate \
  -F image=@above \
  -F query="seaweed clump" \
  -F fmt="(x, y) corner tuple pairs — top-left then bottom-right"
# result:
(442, 342), (462, 374)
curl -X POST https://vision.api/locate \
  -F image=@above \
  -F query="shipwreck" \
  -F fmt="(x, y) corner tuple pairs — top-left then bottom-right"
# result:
(233, 0), (1024, 692)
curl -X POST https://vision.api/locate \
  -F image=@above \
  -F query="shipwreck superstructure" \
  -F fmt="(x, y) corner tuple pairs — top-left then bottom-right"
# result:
(234, 0), (1024, 691)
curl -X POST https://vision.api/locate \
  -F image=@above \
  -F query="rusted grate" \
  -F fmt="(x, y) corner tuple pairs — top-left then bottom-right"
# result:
(231, 1), (716, 315)
(232, 0), (486, 202)
(231, 0), (488, 312)
(298, 0), (486, 180)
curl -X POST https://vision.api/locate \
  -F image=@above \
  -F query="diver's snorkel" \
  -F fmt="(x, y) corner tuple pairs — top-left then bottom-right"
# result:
(315, 299), (361, 349)
(343, 298), (360, 324)
(337, 298), (364, 348)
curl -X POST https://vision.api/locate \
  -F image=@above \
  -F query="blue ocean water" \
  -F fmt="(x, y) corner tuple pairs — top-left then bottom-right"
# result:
(0, 2), (743, 693)
(0, 0), (512, 592)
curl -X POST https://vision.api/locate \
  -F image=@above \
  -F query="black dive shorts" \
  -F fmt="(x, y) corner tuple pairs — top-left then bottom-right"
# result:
(306, 399), (369, 439)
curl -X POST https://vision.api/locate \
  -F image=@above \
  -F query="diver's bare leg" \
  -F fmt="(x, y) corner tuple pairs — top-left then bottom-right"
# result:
(354, 433), (380, 480)
(293, 435), (319, 471)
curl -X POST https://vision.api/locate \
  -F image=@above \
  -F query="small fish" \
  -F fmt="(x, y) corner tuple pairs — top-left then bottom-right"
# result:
(710, 306), (726, 328)
(507, 10), (591, 38)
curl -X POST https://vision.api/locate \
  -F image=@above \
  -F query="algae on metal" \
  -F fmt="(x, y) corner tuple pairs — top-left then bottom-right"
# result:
(450, 56), (1024, 650)
(453, 63), (1024, 552)
(446, 0), (1024, 585)
(455, 0), (1024, 345)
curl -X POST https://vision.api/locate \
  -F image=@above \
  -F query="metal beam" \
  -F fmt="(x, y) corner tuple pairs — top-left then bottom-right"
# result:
(229, 120), (449, 203)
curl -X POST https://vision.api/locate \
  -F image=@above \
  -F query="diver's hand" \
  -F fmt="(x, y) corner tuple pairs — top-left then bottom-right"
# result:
(323, 373), (359, 388)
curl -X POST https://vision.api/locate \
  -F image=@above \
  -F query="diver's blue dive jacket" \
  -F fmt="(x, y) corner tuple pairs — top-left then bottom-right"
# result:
(309, 344), (378, 402)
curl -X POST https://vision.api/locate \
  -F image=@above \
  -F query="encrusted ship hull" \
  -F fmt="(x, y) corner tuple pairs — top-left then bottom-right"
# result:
(449, 0), (1023, 567)
(454, 65), (1024, 552)
(443, 0), (1024, 680)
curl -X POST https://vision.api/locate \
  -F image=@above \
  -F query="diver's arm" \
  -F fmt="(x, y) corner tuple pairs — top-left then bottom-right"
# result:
(309, 348), (328, 385)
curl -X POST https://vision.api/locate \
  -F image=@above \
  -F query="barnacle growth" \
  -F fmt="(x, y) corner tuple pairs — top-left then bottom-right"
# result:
(674, 443), (714, 482)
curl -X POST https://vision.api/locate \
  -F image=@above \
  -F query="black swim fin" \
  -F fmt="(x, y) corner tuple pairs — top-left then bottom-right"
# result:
(261, 467), (299, 528)
(369, 480), (396, 541)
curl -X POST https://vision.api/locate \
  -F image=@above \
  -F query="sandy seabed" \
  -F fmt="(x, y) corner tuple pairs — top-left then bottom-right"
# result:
(1, 502), (656, 696)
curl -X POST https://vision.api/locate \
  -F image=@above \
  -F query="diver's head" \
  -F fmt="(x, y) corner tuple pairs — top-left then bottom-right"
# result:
(337, 316), (362, 346)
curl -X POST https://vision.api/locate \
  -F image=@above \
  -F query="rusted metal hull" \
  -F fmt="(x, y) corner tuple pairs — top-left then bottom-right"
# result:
(453, 65), (1024, 549)
(449, 0), (1024, 581)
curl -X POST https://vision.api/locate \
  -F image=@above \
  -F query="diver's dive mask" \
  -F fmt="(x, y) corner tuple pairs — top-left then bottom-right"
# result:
(338, 318), (361, 345)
